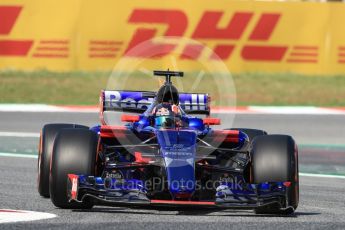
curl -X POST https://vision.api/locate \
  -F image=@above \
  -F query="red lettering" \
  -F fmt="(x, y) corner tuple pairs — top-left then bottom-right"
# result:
(210, 45), (235, 60)
(249, 13), (280, 41)
(180, 44), (204, 59)
(192, 12), (253, 39)
(0, 40), (33, 56)
(125, 9), (188, 57)
(241, 45), (287, 61)
(0, 6), (21, 35)
(0, 6), (34, 56)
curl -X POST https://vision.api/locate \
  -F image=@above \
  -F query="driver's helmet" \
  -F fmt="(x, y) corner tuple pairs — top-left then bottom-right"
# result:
(156, 84), (179, 105)
(153, 103), (181, 128)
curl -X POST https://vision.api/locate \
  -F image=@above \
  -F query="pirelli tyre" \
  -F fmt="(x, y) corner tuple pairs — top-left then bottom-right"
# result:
(251, 135), (299, 214)
(49, 128), (98, 209)
(37, 123), (88, 198)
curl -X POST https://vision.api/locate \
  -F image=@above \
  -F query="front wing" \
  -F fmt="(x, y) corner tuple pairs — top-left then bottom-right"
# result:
(67, 174), (293, 212)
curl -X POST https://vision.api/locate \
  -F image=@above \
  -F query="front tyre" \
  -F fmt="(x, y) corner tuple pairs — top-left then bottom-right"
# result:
(251, 135), (299, 214)
(49, 128), (98, 209)
(38, 124), (88, 197)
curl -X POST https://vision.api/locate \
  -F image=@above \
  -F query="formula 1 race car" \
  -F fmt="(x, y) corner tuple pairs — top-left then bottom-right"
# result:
(37, 70), (299, 214)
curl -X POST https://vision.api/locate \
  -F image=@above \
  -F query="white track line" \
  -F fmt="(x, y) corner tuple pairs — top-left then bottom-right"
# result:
(0, 209), (56, 223)
(248, 106), (345, 115)
(0, 104), (67, 112)
(299, 172), (345, 179)
(0, 152), (37, 159)
(0, 132), (40, 137)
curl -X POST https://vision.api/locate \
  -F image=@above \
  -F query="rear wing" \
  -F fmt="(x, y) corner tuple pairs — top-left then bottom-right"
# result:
(100, 90), (210, 115)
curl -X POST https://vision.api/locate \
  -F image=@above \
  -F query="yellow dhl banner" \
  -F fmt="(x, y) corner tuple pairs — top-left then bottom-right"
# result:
(1, 0), (345, 74)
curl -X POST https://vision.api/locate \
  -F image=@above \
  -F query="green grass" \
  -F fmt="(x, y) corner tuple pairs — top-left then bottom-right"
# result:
(0, 70), (109, 105)
(234, 72), (345, 106)
(1, 70), (345, 106)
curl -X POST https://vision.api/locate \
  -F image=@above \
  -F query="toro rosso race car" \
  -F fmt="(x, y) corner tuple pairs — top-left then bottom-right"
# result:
(37, 70), (299, 214)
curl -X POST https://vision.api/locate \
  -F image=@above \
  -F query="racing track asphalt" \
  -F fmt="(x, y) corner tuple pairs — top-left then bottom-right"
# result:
(1, 156), (345, 229)
(0, 111), (345, 229)
(1, 111), (345, 144)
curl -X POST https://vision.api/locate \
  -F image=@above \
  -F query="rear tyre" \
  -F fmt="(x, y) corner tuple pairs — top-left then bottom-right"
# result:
(49, 128), (98, 209)
(251, 135), (299, 214)
(37, 124), (88, 197)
